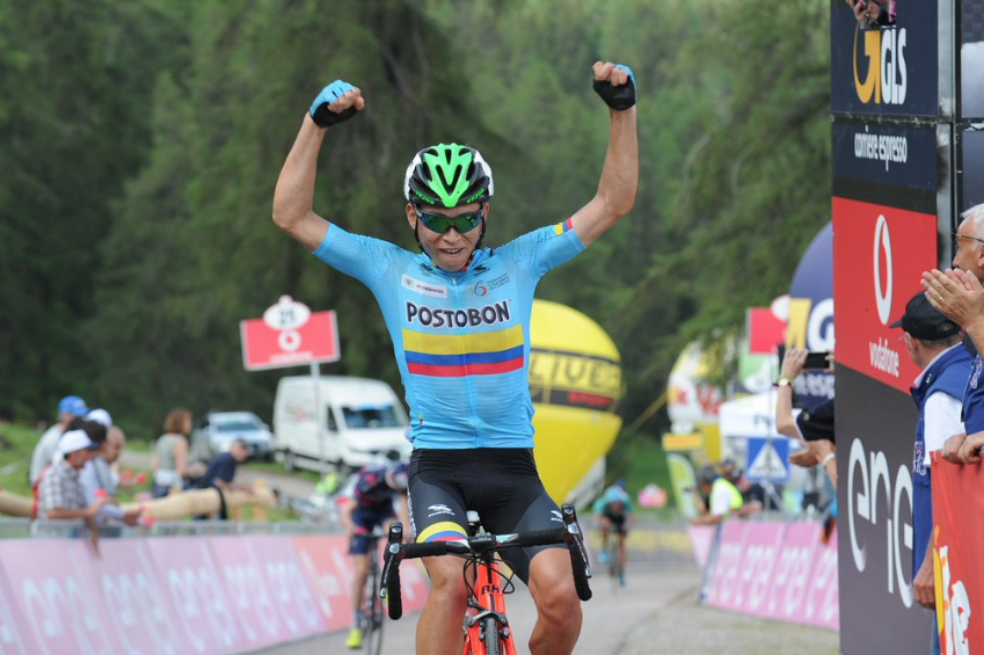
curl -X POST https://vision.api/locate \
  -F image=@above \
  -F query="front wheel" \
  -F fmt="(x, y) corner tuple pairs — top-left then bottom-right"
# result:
(363, 564), (385, 655)
(482, 617), (502, 655)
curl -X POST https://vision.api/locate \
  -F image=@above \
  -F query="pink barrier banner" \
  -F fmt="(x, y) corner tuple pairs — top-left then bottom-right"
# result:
(293, 535), (359, 631)
(144, 537), (244, 654)
(0, 533), (433, 655)
(206, 536), (322, 650)
(293, 535), (432, 631)
(688, 525), (716, 567)
(702, 520), (839, 630)
(235, 536), (325, 638)
(81, 540), (194, 655)
(0, 540), (121, 655)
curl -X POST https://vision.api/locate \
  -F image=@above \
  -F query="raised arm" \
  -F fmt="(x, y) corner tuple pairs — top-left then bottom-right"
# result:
(272, 81), (365, 251)
(569, 62), (639, 247)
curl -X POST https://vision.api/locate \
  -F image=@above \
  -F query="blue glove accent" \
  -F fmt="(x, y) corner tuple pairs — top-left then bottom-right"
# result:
(593, 64), (636, 110)
(310, 80), (359, 127)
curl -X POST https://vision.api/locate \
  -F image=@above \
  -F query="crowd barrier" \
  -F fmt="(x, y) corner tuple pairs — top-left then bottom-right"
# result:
(0, 533), (430, 654)
(932, 455), (983, 653)
(698, 520), (839, 630)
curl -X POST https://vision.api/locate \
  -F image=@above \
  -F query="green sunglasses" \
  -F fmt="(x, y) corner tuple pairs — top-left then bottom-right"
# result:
(414, 204), (485, 234)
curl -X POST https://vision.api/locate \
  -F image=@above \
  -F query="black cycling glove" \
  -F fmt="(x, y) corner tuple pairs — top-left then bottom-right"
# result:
(310, 80), (360, 127)
(593, 64), (636, 111)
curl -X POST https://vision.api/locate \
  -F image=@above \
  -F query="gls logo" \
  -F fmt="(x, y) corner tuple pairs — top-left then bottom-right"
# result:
(854, 26), (908, 105)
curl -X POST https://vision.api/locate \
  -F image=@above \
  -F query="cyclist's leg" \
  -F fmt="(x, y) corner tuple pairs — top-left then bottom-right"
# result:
(347, 508), (374, 648)
(616, 522), (628, 585)
(597, 517), (612, 563)
(476, 450), (582, 655)
(408, 450), (470, 655)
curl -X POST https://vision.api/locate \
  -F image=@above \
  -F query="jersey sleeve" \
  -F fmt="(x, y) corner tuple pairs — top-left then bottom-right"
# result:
(312, 224), (404, 290)
(496, 220), (587, 280)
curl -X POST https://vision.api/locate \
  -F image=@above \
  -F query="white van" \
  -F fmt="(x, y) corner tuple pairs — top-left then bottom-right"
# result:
(273, 375), (410, 471)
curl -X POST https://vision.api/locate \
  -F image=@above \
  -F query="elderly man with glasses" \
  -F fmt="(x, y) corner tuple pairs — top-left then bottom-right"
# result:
(922, 203), (984, 464)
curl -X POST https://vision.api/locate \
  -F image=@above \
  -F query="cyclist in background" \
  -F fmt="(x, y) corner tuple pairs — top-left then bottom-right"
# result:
(593, 480), (634, 586)
(341, 451), (410, 649)
(273, 60), (637, 655)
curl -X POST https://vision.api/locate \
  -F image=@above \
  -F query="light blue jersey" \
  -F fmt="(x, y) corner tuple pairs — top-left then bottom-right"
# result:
(313, 219), (585, 449)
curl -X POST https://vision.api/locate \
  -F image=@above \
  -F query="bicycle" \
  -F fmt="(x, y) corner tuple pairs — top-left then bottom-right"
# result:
(380, 504), (592, 655)
(358, 525), (386, 654)
(605, 525), (627, 590)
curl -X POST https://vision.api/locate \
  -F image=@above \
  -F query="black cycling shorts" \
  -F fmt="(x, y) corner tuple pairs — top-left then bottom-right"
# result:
(408, 448), (565, 584)
(602, 510), (628, 535)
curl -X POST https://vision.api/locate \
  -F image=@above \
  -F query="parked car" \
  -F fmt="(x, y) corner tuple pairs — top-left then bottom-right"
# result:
(191, 411), (276, 462)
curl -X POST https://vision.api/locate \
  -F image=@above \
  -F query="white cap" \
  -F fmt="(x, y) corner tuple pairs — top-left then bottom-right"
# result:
(85, 408), (113, 427)
(58, 429), (95, 455)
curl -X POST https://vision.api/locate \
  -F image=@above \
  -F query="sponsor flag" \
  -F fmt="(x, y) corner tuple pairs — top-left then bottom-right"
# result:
(932, 454), (984, 654)
(746, 307), (786, 355)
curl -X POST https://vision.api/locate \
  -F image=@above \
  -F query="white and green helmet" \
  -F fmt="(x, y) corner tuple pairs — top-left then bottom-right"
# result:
(404, 143), (494, 208)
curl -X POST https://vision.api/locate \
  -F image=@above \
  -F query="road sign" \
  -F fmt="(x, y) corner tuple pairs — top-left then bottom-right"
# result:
(240, 296), (340, 371)
(744, 436), (790, 483)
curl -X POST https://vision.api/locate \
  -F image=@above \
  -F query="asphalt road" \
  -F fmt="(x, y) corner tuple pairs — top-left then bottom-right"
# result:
(254, 563), (840, 655)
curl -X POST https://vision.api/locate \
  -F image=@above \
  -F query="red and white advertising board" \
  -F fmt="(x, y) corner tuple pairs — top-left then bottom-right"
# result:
(240, 296), (340, 371)
(932, 455), (984, 654)
(832, 197), (938, 393)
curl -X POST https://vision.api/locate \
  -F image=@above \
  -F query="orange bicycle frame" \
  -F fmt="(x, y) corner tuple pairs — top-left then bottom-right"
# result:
(463, 558), (517, 655)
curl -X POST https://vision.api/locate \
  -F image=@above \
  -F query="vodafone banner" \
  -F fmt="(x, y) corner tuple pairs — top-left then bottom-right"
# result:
(932, 455), (984, 653)
(701, 520), (838, 630)
(832, 197), (938, 394)
(240, 296), (340, 371)
(0, 534), (431, 655)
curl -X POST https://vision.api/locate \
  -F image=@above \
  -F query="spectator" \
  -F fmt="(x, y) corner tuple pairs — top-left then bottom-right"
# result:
(691, 464), (743, 525)
(151, 408), (204, 498)
(38, 429), (106, 521)
(29, 395), (89, 485)
(923, 203), (984, 462)
(892, 290), (969, 655)
(776, 349), (838, 488)
(342, 453), (410, 649)
(81, 425), (142, 526)
(199, 440), (253, 520)
(844, 0), (896, 27)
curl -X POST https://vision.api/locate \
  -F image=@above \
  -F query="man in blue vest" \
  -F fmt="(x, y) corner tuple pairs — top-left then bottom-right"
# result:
(892, 290), (970, 655)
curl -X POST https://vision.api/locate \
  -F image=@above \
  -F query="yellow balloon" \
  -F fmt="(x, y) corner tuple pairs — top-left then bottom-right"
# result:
(529, 300), (623, 503)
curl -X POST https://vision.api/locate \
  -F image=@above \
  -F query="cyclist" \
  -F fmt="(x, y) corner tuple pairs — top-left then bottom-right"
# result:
(341, 451), (410, 649)
(593, 480), (634, 586)
(273, 61), (637, 655)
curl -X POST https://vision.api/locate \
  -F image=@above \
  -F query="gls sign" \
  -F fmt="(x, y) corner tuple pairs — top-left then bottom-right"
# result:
(853, 26), (907, 105)
(831, 0), (938, 117)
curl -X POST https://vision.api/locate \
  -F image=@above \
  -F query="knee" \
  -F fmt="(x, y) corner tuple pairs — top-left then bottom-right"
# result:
(425, 560), (469, 607)
(535, 577), (582, 628)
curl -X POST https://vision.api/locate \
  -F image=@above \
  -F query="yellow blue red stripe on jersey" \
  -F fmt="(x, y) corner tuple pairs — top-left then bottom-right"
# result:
(553, 218), (574, 236)
(417, 521), (468, 543)
(404, 325), (525, 377)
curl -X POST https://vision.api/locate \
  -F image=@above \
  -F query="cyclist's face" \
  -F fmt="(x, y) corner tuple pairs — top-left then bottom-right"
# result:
(407, 202), (487, 272)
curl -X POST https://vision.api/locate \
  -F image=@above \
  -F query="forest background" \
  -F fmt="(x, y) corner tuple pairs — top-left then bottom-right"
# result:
(0, 0), (831, 479)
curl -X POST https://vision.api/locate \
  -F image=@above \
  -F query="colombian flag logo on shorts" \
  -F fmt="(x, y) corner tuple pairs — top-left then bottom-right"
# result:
(403, 325), (525, 377)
